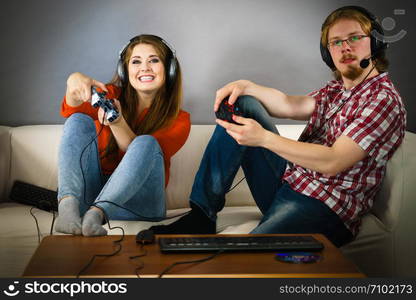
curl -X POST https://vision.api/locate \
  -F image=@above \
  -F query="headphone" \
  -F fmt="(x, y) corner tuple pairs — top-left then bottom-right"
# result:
(117, 34), (178, 87)
(320, 6), (388, 70)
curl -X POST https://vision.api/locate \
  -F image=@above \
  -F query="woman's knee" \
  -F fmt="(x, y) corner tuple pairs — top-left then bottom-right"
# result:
(128, 135), (162, 153)
(64, 113), (95, 132)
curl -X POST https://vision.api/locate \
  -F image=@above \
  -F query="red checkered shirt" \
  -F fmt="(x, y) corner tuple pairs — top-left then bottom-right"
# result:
(283, 72), (406, 235)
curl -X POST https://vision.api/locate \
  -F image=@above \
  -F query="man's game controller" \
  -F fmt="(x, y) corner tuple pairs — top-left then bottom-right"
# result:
(215, 97), (243, 125)
(91, 87), (120, 122)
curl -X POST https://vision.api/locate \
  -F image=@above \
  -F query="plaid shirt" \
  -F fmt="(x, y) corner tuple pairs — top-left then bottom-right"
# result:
(283, 72), (406, 235)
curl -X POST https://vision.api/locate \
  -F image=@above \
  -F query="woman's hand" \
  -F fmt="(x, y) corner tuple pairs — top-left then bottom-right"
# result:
(97, 99), (123, 126)
(214, 80), (252, 112)
(65, 72), (108, 107)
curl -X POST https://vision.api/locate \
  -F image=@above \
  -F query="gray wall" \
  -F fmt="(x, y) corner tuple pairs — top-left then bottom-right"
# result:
(1, 0), (414, 132)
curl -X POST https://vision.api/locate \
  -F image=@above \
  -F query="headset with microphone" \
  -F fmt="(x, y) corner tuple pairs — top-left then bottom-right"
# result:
(359, 46), (384, 69)
(117, 34), (178, 88)
(299, 7), (389, 143)
(320, 6), (388, 70)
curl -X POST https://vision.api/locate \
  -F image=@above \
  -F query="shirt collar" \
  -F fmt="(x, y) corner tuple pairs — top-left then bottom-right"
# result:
(328, 72), (388, 93)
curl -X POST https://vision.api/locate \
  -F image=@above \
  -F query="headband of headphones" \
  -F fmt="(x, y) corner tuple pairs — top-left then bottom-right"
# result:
(117, 34), (178, 86)
(320, 6), (388, 70)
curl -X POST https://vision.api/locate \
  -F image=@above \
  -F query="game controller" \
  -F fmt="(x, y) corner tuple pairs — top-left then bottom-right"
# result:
(215, 97), (243, 125)
(91, 87), (120, 122)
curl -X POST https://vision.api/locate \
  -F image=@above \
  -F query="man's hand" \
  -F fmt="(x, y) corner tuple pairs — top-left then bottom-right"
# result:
(214, 80), (252, 112)
(215, 115), (269, 147)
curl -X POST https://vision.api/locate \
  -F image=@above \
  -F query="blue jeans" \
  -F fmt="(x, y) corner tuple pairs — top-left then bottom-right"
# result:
(58, 113), (166, 221)
(190, 96), (353, 247)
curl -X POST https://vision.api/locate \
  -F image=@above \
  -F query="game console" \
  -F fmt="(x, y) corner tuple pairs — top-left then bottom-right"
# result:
(91, 87), (119, 122)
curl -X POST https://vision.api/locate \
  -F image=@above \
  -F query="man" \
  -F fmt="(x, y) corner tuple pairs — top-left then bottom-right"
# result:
(148, 6), (406, 247)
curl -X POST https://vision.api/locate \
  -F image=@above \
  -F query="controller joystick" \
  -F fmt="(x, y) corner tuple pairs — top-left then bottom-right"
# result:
(91, 87), (120, 123)
(215, 97), (243, 125)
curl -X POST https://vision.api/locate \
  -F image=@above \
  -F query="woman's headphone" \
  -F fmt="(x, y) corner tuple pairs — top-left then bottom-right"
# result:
(117, 34), (178, 86)
(320, 6), (388, 70)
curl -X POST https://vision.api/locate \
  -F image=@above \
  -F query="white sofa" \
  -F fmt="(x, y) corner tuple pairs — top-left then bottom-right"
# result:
(0, 124), (415, 278)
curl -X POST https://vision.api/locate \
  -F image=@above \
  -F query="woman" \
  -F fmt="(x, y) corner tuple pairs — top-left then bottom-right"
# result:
(56, 35), (190, 236)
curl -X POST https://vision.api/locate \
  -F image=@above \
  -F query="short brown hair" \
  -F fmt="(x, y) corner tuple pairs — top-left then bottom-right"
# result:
(321, 7), (389, 79)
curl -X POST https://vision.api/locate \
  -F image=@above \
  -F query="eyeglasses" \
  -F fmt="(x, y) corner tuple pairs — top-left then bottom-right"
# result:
(328, 35), (369, 49)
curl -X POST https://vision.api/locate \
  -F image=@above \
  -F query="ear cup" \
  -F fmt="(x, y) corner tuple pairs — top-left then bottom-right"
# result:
(368, 16), (388, 54)
(167, 59), (177, 84)
(320, 41), (335, 70)
(320, 6), (387, 70)
(117, 59), (126, 83)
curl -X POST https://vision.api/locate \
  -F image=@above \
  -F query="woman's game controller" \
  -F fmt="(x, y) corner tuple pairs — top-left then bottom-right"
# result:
(215, 97), (243, 125)
(91, 87), (120, 122)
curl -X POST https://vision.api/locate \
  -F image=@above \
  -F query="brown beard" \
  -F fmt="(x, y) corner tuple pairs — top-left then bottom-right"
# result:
(342, 64), (364, 80)
(339, 54), (364, 80)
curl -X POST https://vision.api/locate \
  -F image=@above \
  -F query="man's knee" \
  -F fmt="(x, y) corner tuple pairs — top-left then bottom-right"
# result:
(236, 95), (267, 117)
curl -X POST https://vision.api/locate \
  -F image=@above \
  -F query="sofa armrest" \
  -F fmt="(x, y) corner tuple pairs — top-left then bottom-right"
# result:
(372, 131), (416, 231)
(0, 126), (11, 202)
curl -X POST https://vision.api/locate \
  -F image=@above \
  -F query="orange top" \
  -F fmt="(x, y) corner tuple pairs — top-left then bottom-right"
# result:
(60, 84), (191, 186)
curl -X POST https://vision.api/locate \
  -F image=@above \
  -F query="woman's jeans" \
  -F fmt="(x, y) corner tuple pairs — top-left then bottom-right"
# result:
(58, 113), (166, 221)
(190, 96), (353, 247)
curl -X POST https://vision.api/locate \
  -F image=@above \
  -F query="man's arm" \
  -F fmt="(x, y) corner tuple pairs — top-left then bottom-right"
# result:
(214, 80), (316, 121)
(262, 132), (367, 176)
(217, 115), (367, 176)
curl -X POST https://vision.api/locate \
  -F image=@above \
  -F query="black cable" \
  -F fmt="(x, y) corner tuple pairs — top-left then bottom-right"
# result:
(77, 109), (246, 223)
(129, 243), (147, 278)
(49, 211), (56, 235)
(227, 176), (245, 193)
(79, 112), (153, 221)
(76, 205), (125, 278)
(29, 207), (41, 244)
(73, 108), (242, 277)
(74, 112), (143, 277)
(158, 250), (224, 278)
(79, 114), (106, 211)
(30, 205), (57, 245)
(304, 64), (377, 142)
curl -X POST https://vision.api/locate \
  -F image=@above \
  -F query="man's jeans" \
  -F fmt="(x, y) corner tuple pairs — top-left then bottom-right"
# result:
(190, 96), (353, 247)
(58, 113), (166, 221)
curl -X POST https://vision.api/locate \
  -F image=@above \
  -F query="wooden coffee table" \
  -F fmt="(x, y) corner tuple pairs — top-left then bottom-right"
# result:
(23, 234), (364, 278)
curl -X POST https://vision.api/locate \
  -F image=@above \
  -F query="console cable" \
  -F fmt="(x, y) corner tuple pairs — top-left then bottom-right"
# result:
(158, 250), (224, 278)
